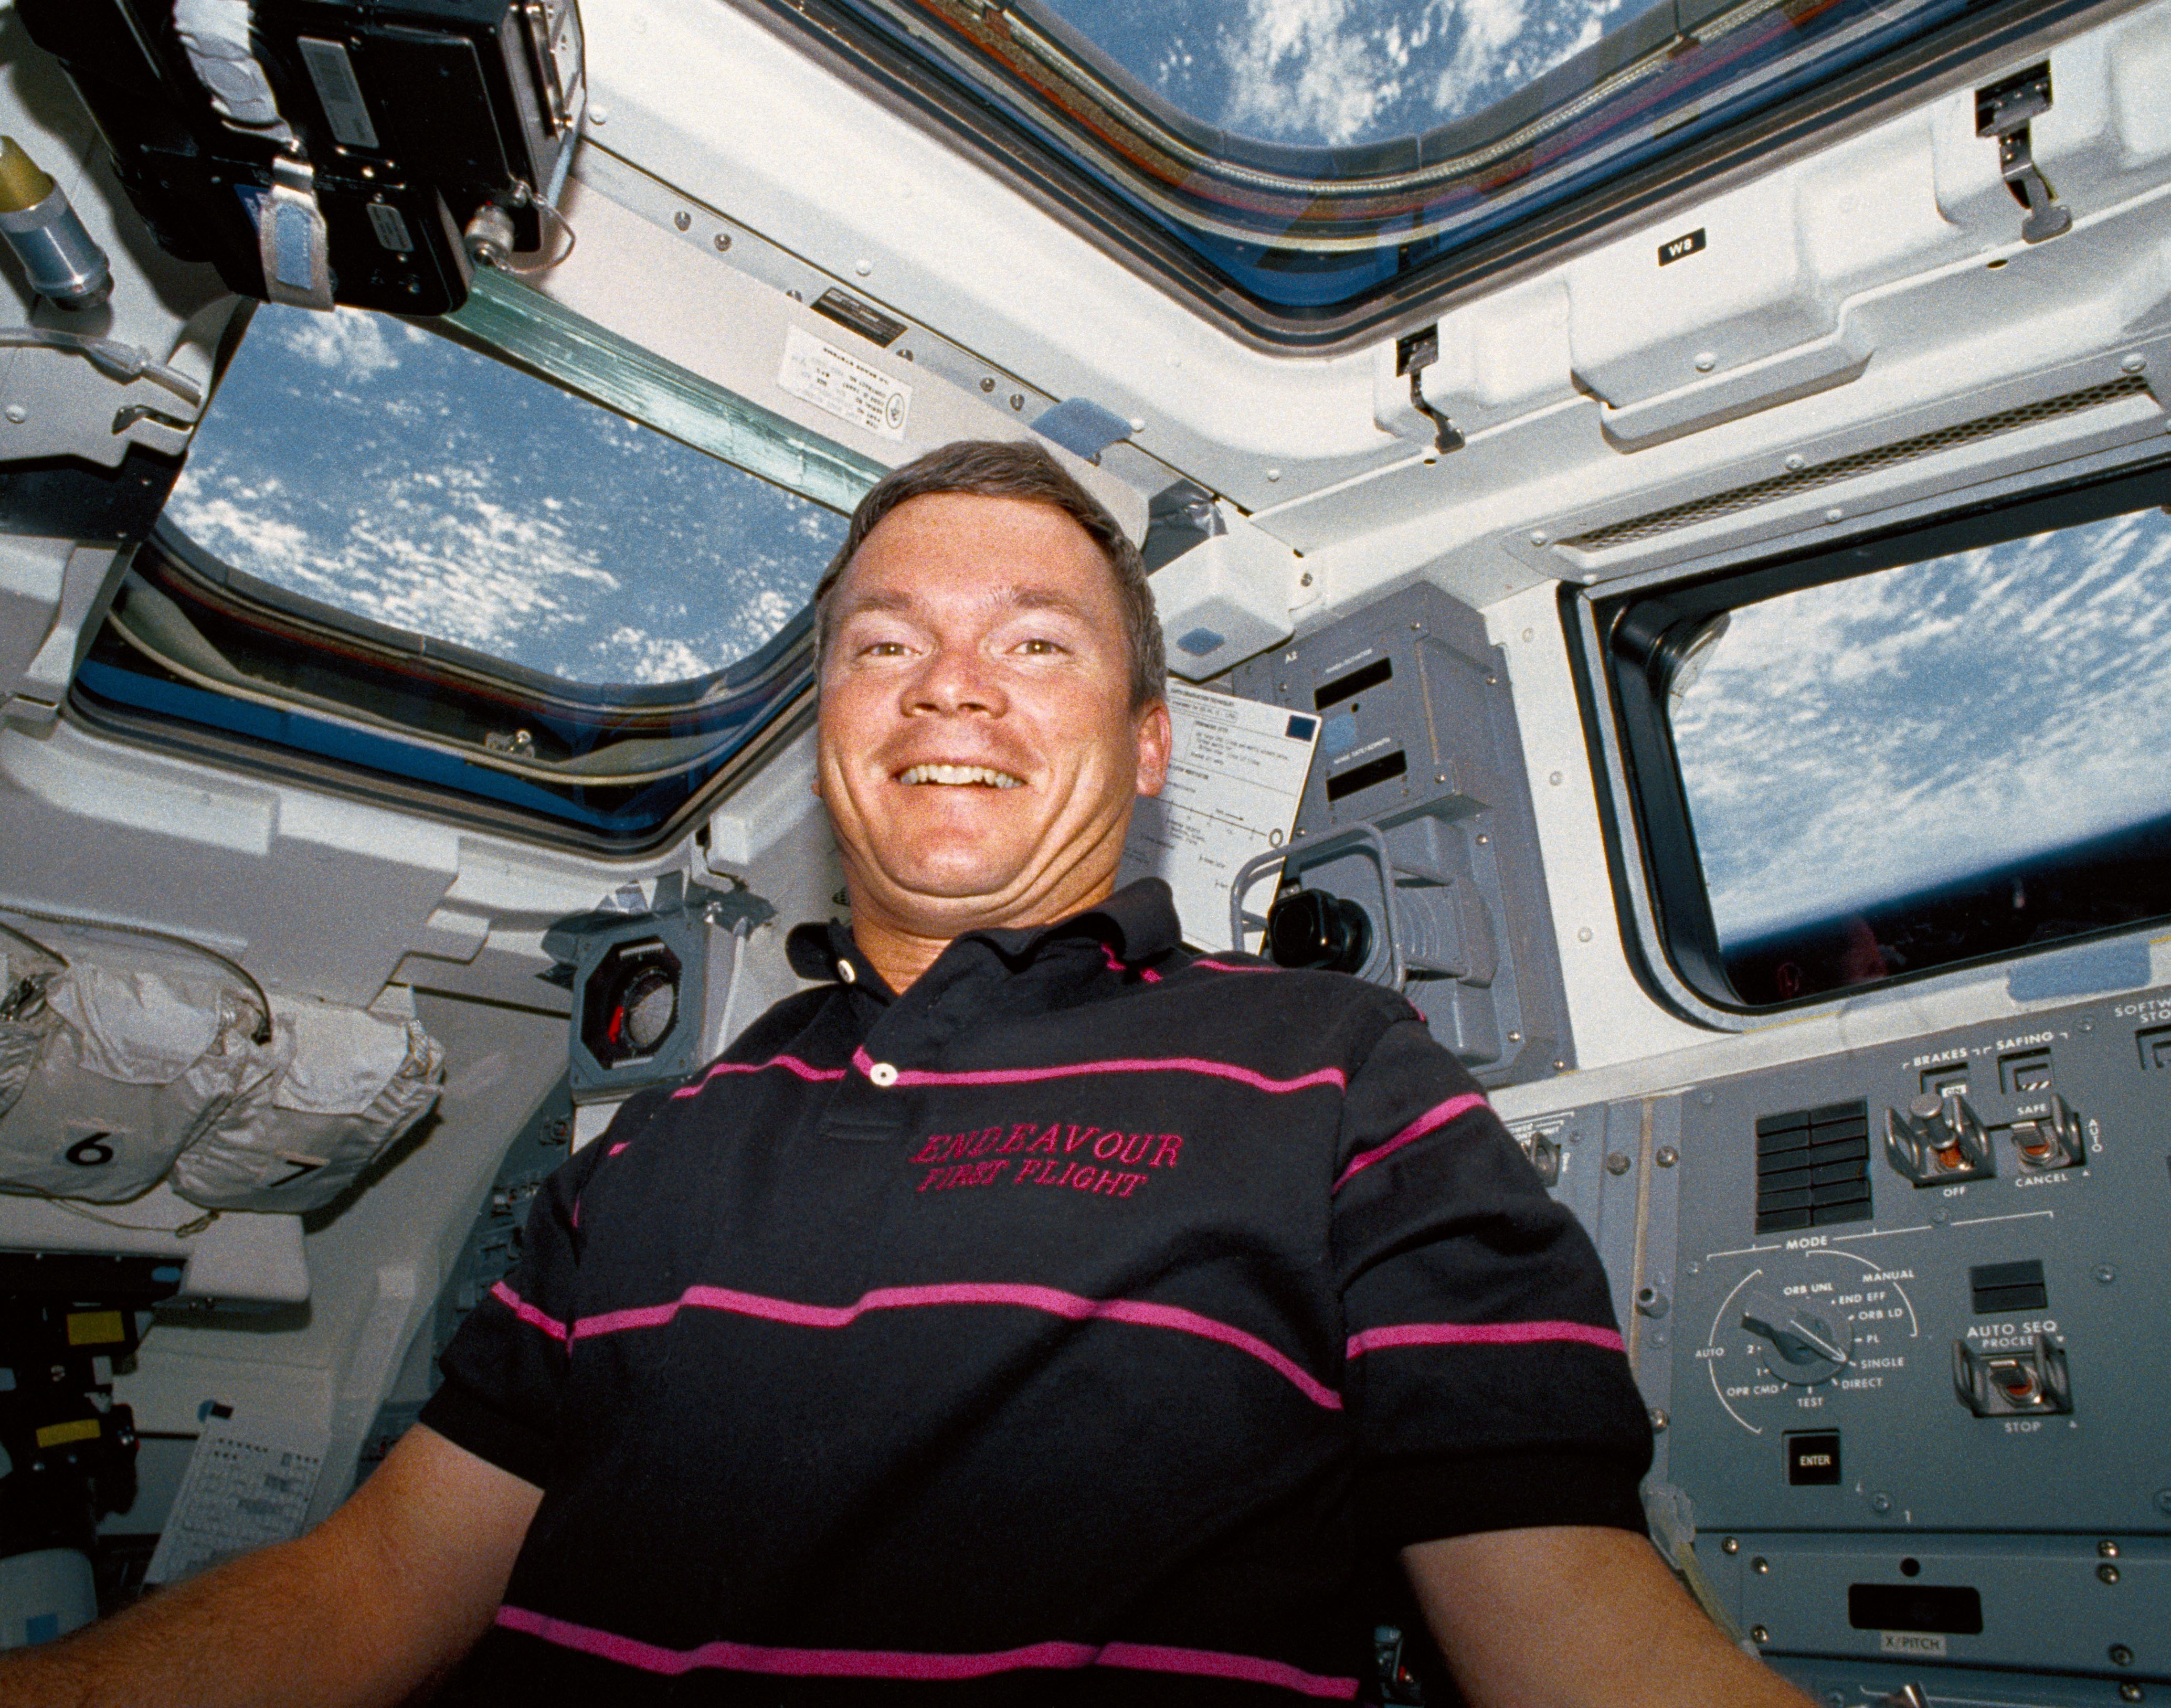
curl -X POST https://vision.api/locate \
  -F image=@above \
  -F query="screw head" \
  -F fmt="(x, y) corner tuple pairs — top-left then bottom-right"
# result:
(1749, 1625), (1768, 1645)
(1300, 572), (1314, 587)
(1785, 453), (1806, 471)
(2112, 1644), (2136, 1667)
(714, 232), (732, 251)
(2119, 1684), (2143, 1703)
(1529, 531), (1549, 546)
(1694, 351), (1717, 373)
(673, 210), (691, 230)
(2155, 1489), (2171, 1515)
(3, 405), (25, 424)
(1265, 468), (1282, 482)
(1721, 1537), (1739, 1555)
(1578, 926), (1594, 942)
(1656, 1145), (1679, 1168)
(2101, 1540), (2122, 1557)
(2095, 1264), (2117, 1283)
(980, 377), (996, 392)
(1825, 506), (1845, 523)
(1752, 1556), (1770, 1575)
(1605, 1152), (1633, 1176)
(2100, 1563), (2123, 1584)
(1648, 1407), (1668, 1433)
(1549, 771), (1563, 786)
(2123, 353), (2147, 373)
(1870, 1492), (1893, 1513)
(1931, 1207), (1950, 1224)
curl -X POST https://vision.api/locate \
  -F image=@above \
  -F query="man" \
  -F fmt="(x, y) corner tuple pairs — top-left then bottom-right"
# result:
(4, 441), (1810, 1705)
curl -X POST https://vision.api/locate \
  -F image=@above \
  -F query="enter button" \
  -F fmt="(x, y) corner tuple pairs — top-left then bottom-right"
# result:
(1785, 1429), (1842, 1486)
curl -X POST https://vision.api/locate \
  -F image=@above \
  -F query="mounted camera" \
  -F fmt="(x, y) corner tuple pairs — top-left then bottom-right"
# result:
(18, 0), (585, 316)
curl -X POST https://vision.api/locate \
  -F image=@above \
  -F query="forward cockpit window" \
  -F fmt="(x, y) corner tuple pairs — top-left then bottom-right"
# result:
(1596, 461), (2171, 1011)
(73, 283), (875, 850)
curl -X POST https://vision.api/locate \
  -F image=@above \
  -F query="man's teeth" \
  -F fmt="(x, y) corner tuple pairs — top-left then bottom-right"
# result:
(899, 763), (1024, 789)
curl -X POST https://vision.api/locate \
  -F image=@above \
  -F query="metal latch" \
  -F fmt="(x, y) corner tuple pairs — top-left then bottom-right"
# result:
(1976, 63), (2071, 244)
(1395, 326), (1465, 457)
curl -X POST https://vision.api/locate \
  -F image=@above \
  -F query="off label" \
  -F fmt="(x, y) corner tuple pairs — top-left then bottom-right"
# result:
(778, 325), (912, 442)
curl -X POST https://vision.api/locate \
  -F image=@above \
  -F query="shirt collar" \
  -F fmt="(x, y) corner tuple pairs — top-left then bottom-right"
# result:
(782, 879), (1181, 989)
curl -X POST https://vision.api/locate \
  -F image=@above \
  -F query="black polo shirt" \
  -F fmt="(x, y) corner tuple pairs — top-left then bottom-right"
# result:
(421, 880), (1649, 1704)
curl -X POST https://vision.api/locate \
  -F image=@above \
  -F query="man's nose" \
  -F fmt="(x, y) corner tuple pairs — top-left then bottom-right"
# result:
(905, 642), (1006, 716)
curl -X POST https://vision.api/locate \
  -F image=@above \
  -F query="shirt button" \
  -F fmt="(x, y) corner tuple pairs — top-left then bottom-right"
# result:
(837, 960), (857, 984)
(868, 1061), (899, 1088)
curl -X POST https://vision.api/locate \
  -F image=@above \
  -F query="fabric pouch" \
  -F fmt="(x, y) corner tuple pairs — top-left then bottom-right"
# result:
(0, 960), (270, 1203)
(172, 1004), (444, 1213)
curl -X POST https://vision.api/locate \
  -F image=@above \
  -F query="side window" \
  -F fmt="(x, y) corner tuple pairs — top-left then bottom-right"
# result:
(1606, 474), (2171, 1007)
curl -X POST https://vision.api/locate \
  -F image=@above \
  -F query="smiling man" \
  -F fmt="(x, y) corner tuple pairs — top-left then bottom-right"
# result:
(4, 441), (1810, 1708)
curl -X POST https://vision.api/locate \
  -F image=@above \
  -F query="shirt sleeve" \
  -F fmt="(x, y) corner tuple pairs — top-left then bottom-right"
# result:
(417, 1112), (626, 1489)
(1332, 1013), (1653, 1550)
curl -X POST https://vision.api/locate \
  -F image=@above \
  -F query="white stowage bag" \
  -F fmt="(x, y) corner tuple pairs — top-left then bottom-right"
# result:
(172, 1002), (445, 1213)
(0, 960), (273, 1203)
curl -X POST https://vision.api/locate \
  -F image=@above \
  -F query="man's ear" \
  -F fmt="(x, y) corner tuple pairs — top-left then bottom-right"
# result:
(1134, 699), (1173, 798)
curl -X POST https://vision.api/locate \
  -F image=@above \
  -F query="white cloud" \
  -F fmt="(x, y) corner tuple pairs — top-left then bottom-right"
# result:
(1220, 0), (1414, 146)
(274, 307), (413, 380)
(1674, 513), (2171, 940)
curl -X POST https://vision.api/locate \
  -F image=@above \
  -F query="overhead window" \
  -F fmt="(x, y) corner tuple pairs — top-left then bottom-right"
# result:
(774, 0), (2020, 340)
(73, 274), (880, 849)
(1591, 458), (2171, 1010)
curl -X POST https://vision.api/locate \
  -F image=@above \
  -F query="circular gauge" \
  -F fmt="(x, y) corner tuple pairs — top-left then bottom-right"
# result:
(580, 936), (684, 1067)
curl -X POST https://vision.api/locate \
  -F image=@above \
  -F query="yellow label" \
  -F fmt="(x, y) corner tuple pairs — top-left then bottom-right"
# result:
(66, 1310), (125, 1346)
(35, 1417), (100, 1449)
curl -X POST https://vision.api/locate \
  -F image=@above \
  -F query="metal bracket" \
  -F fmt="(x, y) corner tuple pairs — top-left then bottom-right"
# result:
(1395, 326), (1466, 455)
(1976, 64), (2071, 245)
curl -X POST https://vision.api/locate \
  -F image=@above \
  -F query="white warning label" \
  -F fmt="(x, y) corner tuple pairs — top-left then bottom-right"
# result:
(777, 325), (910, 442)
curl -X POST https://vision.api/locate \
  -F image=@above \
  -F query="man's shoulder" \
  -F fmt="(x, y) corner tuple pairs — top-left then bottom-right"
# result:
(1149, 948), (1425, 1056)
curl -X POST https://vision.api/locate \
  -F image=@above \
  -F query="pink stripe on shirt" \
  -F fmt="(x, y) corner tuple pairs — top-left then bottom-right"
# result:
(1346, 1319), (1627, 1359)
(570, 1279), (1342, 1409)
(1332, 1091), (1488, 1191)
(493, 1606), (1357, 1697)
(671, 1054), (847, 1100)
(490, 1280), (568, 1343)
(852, 1044), (1343, 1096)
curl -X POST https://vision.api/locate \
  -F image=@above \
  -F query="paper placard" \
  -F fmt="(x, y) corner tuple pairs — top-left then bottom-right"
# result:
(1120, 683), (1320, 952)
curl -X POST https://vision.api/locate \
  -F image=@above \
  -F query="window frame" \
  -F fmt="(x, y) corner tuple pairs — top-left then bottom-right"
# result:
(1568, 447), (2171, 1026)
(747, 0), (2111, 348)
(63, 282), (870, 855)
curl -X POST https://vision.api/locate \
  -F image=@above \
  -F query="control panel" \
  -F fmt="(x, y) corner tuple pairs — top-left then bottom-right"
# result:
(1523, 982), (2171, 1699)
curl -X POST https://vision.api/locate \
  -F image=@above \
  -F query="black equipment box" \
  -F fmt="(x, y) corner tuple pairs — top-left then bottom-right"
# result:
(19, 0), (584, 316)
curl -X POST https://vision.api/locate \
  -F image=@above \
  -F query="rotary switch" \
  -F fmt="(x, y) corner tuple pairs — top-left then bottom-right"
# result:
(1884, 1091), (1996, 1185)
(1740, 1289), (1854, 1385)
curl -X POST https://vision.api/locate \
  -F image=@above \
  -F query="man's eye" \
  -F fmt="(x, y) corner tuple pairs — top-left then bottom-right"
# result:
(1017, 638), (1064, 655)
(857, 640), (910, 657)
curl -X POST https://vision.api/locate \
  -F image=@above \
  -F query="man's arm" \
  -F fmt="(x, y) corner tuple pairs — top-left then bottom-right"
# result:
(1404, 1524), (1816, 1708)
(0, 1423), (541, 1708)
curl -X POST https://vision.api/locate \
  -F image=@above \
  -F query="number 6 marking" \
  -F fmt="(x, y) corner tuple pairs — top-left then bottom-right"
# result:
(66, 1133), (115, 1166)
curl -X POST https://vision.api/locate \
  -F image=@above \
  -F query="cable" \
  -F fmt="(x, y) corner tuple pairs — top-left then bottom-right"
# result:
(0, 899), (272, 1045)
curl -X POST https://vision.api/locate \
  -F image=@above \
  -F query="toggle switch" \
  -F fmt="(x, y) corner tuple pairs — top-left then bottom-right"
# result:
(2005, 1092), (2084, 1171)
(1953, 1332), (2072, 1416)
(1886, 1092), (1996, 1185)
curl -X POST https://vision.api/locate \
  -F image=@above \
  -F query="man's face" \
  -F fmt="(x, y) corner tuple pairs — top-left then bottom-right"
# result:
(816, 493), (1170, 938)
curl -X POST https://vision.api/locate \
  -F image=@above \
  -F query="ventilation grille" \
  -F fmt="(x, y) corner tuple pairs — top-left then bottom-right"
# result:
(1565, 374), (2155, 553)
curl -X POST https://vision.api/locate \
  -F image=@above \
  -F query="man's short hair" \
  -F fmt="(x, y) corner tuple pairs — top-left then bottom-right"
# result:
(813, 440), (1168, 710)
